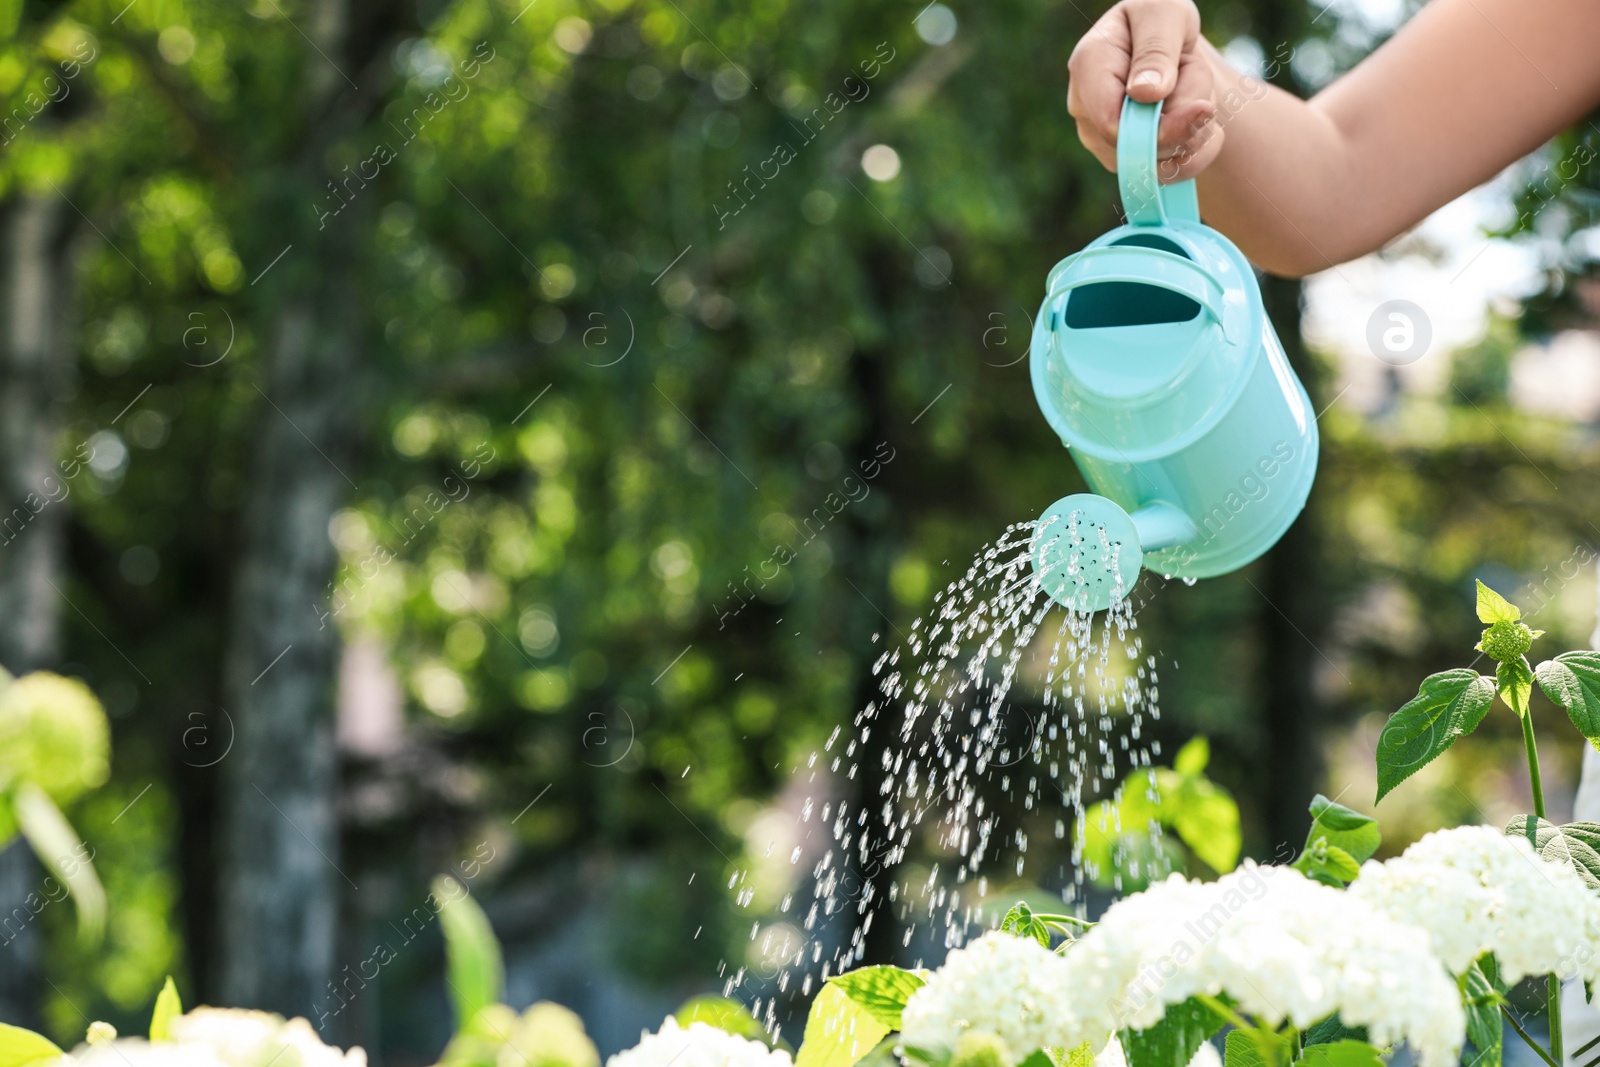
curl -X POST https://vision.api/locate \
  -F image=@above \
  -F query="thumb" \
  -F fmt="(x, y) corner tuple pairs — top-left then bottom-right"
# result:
(1123, 0), (1198, 101)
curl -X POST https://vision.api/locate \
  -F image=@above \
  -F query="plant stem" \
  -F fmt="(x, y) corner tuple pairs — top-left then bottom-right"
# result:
(1518, 708), (1563, 1065)
(1548, 975), (1565, 1067)
(1193, 996), (1291, 1067)
(1194, 994), (1256, 1036)
(1502, 1005), (1562, 1067)
(1521, 710), (1547, 829)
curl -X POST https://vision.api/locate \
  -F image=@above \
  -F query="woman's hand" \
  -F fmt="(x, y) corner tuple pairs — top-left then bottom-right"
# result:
(1068, 0), (1600, 273)
(1066, 0), (1227, 181)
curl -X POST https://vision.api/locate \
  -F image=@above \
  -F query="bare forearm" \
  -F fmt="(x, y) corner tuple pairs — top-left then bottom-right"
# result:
(1195, 51), (1362, 276)
(1189, 0), (1600, 277)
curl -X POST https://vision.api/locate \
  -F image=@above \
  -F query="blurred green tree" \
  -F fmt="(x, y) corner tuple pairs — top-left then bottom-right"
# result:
(7, 0), (1600, 1060)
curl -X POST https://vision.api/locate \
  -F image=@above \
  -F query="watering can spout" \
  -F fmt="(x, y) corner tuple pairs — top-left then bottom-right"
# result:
(1127, 500), (1197, 552)
(1030, 495), (1198, 613)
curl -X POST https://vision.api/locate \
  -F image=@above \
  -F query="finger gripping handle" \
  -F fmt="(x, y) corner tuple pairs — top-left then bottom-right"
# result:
(1117, 97), (1200, 225)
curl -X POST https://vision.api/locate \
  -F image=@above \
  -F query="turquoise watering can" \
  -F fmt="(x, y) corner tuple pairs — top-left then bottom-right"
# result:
(1028, 97), (1318, 612)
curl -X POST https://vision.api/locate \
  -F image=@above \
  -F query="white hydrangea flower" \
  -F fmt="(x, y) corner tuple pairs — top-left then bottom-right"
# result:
(68, 1041), (227, 1067)
(1060, 864), (1464, 1067)
(900, 930), (1079, 1066)
(1092, 1036), (1218, 1067)
(1093, 1037), (1127, 1067)
(67, 1008), (366, 1067)
(1351, 824), (1600, 983)
(607, 1018), (792, 1067)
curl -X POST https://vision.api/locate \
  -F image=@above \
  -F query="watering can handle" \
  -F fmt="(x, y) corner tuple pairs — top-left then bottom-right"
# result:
(1117, 97), (1201, 226)
(1045, 245), (1235, 341)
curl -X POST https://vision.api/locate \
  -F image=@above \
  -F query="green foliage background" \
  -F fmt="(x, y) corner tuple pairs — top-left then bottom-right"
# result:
(0, 0), (1596, 1060)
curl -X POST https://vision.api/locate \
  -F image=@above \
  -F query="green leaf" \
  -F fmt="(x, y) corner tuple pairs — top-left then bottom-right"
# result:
(1173, 736), (1209, 776)
(1495, 657), (1533, 719)
(1297, 1041), (1385, 1067)
(1462, 958), (1503, 1067)
(1534, 652), (1600, 744)
(1375, 671), (1496, 802)
(1000, 902), (1053, 948)
(1032, 911), (1094, 939)
(149, 976), (182, 1041)
(1081, 781), (1162, 885)
(1477, 953), (1507, 993)
(1305, 795), (1382, 860)
(1049, 1045), (1097, 1067)
(1223, 1029), (1286, 1067)
(676, 996), (768, 1040)
(1476, 581), (1521, 624)
(1502, 817), (1600, 889)
(433, 875), (504, 1029)
(12, 784), (103, 944)
(1294, 795), (1381, 885)
(826, 966), (926, 1030)
(0, 1022), (63, 1067)
(1121, 998), (1226, 1067)
(1302, 1018), (1367, 1047)
(1293, 841), (1361, 887)
(795, 983), (891, 1067)
(1165, 739), (1237, 872)
(1083, 754), (1239, 887)
(1168, 776), (1240, 874)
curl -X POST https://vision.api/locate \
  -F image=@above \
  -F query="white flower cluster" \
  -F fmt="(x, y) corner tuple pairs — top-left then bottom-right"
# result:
(1092, 1036), (1219, 1067)
(1351, 824), (1600, 983)
(900, 931), (1080, 1067)
(607, 1018), (792, 1067)
(66, 1008), (366, 1067)
(603, 827), (1600, 1067)
(1059, 865), (1464, 1067)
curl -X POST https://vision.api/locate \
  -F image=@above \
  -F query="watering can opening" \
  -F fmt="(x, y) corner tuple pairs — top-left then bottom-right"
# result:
(1061, 234), (1203, 330)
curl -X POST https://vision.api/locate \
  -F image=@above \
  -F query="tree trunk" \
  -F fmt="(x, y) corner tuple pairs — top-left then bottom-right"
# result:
(0, 193), (78, 1028)
(848, 250), (909, 972)
(1234, 0), (1325, 860)
(207, 0), (433, 1020)
(0, 194), (73, 674)
(1257, 275), (1325, 855)
(214, 265), (364, 1019)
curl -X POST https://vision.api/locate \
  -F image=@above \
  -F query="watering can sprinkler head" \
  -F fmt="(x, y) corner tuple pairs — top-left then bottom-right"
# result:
(1030, 495), (1198, 614)
(1026, 96), (1320, 614)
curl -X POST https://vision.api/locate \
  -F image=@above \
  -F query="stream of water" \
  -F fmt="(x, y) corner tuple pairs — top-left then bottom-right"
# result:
(716, 517), (1169, 1034)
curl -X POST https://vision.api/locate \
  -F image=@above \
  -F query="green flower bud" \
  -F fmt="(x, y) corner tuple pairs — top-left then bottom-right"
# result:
(0, 672), (110, 805)
(506, 1002), (601, 1067)
(950, 1031), (1013, 1067)
(1478, 619), (1535, 662)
